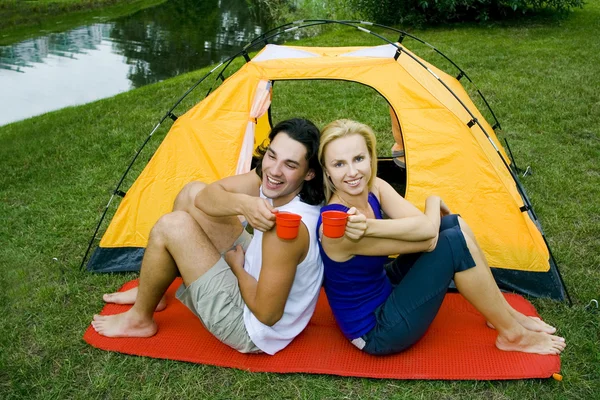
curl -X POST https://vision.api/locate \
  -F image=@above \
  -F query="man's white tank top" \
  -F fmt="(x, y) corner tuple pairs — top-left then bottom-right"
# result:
(243, 189), (323, 355)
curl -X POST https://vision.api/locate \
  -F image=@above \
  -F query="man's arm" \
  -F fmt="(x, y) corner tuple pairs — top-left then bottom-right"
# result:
(195, 169), (276, 232)
(225, 224), (308, 326)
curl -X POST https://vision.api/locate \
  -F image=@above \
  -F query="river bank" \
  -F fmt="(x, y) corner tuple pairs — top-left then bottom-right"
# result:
(0, 0), (166, 45)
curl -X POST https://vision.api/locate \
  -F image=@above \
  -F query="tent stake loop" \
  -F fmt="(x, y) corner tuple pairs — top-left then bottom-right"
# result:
(585, 299), (598, 312)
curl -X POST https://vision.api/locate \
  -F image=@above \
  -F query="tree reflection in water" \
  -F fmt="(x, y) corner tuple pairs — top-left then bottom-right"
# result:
(110, 0), (267, 87)
(0, 0), (267, 85)
(0, 0), (274, 125)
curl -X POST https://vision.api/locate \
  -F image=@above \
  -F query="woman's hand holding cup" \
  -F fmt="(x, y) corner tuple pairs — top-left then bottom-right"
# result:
(345, 207), (367, 240)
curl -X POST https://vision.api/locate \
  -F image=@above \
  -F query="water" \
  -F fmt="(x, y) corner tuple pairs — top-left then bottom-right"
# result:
(0, 0), (269, 127)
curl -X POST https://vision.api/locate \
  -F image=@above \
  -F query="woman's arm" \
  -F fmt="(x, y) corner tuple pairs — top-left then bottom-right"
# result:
(322, 200), (440, 262)
(225, 224), (309, 326)
(321, 183), (445, 262)
(369, 178), (440, 241)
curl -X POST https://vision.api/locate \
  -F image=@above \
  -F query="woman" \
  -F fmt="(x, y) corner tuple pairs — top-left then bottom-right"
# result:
(317, 119), (566, 356)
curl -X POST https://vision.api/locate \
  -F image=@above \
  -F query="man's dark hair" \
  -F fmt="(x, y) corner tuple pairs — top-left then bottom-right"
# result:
(255, 118), (324, 206)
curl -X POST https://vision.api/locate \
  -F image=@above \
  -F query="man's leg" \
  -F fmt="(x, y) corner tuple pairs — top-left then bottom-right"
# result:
(102, 286), (166, 311)
(92, 211), (222, 337)
(173, 181), (245, 253)
(104, 181), (244, 307)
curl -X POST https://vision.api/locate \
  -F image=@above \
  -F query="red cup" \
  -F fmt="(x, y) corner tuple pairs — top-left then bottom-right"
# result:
(321, 210), (348, 238)
(275, 212), (302, 239)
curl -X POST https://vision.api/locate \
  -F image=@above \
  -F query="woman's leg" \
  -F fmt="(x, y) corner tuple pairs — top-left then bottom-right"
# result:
(364, 226), (475, 355)
(365, 216), (565, 356)
(456, 217), (556, 334)
(454, 231), (565, 355)
(384, 214), (470, 285)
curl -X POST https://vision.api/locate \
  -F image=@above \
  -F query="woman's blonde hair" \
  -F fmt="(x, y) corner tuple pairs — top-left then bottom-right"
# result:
(319, 119), (378, 202)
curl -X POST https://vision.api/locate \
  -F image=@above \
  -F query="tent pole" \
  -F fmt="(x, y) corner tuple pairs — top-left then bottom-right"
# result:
(80, 58), (245, 270)
(79, 193), (115, 270)
(236, 19), (502, 133)
(544, 235), (573, 306)
(79, 122), (162, 270)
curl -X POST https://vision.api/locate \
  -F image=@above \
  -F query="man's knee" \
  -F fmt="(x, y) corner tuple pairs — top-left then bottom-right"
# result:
(152, 211), (200, 241)
(174, 181), (207, 211)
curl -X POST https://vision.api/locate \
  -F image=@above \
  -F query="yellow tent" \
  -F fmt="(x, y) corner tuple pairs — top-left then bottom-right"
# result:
(83, 22), (568, 301)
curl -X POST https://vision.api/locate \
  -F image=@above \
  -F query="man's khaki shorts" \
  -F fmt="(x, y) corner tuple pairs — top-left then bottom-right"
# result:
(175, 229), (261, 353)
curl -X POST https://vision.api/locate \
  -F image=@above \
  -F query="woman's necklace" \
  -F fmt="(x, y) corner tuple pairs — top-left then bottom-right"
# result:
(335, 194), (374, 219)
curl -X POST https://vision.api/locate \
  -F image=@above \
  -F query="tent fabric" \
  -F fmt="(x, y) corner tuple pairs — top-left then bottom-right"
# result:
(87, 43), (566, 300)
(236, 80), (272, 175)
(252, 45), (320, 61)
(340, 43), (398, 58)
(84, 279), (561, 380)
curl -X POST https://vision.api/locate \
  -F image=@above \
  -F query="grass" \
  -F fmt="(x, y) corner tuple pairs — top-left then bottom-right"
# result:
(0, 0), (167, 45)
(1, 2), (599, 399)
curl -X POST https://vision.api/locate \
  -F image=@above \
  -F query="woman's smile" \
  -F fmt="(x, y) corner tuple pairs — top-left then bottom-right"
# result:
(324, 134), (371, 196)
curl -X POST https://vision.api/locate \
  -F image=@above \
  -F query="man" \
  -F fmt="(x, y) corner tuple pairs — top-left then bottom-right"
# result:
(92, 118), (325, 355)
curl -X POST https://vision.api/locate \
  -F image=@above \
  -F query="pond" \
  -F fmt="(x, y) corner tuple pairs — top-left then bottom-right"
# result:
(0, 0), (274, 127)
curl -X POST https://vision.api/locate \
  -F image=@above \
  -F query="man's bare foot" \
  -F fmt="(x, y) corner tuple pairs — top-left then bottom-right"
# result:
(91, 310), (157, 338)
(103, 287), (167, 311)
(487, 313), (556, 334)
(496, 329), (566, 355)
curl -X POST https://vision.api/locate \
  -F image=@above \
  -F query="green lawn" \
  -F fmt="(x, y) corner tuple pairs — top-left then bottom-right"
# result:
(1, 2), (599, 399)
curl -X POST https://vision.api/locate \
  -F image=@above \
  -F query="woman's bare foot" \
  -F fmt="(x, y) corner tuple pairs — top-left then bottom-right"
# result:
(496, 329), (566, 355)
(91, 310), (157, 338)
(103, 287), (167, 311)
(511, 312), (556, 334)
(487, 312), (556, 334)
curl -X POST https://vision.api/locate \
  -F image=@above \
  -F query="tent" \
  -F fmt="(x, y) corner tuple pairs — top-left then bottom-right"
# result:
(81, 20), (569, 302)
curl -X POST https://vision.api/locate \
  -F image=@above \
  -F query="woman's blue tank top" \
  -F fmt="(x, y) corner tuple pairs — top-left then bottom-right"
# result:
(316, 193), (393, 340)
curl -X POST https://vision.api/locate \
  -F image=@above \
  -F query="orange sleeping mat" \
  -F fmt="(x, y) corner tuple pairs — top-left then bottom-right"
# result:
(84, 279), (560, 380)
